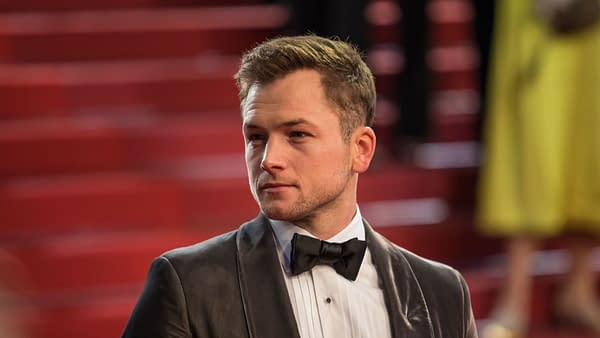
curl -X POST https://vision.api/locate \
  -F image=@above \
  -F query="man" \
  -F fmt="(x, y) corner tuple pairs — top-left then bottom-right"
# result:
(122, 35), (478, 338)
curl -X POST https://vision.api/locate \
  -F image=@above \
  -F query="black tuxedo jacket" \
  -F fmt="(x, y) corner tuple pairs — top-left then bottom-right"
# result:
(122, 214), (478, 338)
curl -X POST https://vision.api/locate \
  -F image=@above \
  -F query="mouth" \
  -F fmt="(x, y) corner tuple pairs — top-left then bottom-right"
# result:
(258, 182), (295, 192)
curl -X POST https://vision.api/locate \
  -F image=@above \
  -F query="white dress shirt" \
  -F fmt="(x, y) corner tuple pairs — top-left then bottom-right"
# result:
(270, 207), (392, 338)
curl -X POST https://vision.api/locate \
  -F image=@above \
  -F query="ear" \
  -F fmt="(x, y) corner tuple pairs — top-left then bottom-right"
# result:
(351, 126), (376, 173)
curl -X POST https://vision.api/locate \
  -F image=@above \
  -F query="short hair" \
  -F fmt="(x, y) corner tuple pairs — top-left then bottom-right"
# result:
(234, 35), (376, 141)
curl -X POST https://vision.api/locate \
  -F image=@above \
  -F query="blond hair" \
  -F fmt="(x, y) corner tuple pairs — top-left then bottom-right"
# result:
(235, 35), (376, 141)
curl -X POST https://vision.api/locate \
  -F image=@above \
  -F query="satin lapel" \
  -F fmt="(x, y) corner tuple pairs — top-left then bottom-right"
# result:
(365, 221), (434, 338)
(236, 215), (300, 338)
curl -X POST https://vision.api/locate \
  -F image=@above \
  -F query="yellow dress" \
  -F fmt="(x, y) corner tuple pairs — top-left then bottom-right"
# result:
(478, 0), (600, 236)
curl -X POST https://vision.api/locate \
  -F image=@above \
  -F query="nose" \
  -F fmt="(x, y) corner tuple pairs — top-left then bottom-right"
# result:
(260, 138), (286, 173)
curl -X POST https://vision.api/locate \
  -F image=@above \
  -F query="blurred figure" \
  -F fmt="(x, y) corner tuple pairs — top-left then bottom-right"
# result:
(471, 0), (496, 141)
(478, 0), (600, 337)
(393, 0), (431, 159)
(283, 0), (369, 52)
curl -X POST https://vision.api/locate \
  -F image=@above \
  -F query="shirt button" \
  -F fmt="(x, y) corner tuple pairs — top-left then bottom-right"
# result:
(325, 297), (332, 304)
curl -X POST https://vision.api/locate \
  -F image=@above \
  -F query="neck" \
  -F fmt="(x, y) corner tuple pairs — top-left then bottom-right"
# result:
(296, 175), (358, 240)
(294, 201), (357, 240)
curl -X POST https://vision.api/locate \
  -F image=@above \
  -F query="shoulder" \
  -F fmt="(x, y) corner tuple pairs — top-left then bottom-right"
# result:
(139, 229), (246, 307)
(371, 229), (477, 337)
(385, 240), (468, 296)
(397, 245), (465, 289)
(163, 230), (238, 261)
(389, 241), (476, 337)
(376, 233), (470, 313)
(123, 229), (247, 336)
(370, 228), (466, 291)
(388, 241), (476, 335)
(156, 230), (239, 280)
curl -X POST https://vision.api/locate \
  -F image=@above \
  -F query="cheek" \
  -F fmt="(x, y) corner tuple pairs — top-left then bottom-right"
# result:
(309, 148), (350, 177)
(245, 149), (261, 171)
(322, 144), (352, 167)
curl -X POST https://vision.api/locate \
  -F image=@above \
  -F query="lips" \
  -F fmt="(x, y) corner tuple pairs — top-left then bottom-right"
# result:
(258, 182), (295, 191)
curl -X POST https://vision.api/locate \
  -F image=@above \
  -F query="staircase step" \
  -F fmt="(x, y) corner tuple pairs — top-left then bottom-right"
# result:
(427, 0), (476, 46)
(3, 228), (222, 292)
(0, 173), (185, 236)
(0, 5), (288, 62)
(429, 113), (478, 142)
(0, 0), (263, 12)
(0, 118), (128, 176)
(376, 211), (497, 265)
(0, 115), (243, 176)
(27, 288), (136, 338)
(0, 57), (241, 117)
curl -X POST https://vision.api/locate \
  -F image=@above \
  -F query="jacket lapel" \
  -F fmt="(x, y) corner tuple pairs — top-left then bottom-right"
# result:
(365, 221), (434, 338)
(236, 215), (300, 338)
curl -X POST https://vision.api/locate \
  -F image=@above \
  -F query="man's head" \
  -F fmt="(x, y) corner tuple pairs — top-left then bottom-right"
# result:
(235, 35), (377, 235)
(235, 35), (376, 142)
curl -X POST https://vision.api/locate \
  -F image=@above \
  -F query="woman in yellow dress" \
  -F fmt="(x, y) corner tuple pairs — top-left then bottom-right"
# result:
(478, 0), (600, 336)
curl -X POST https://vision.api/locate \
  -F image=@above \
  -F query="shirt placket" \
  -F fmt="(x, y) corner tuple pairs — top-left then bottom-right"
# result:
(312, 266), (345, 338)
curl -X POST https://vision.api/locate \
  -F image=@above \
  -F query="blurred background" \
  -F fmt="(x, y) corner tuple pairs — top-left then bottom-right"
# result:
(0, 0), (597, 337)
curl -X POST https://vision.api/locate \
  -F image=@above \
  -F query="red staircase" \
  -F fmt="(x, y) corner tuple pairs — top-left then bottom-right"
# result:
(0, 1), (597, 337)
(0, 2), (288, 337)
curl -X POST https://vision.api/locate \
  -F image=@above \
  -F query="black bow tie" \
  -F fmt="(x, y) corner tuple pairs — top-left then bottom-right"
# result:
(289, 233), (367, 281)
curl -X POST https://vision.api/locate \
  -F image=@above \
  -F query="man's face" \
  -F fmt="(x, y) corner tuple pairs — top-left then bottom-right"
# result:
(242, 69), (356, 223)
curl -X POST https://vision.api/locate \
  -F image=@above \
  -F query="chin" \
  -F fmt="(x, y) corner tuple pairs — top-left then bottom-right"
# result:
(260, 204), (298, 221)
(261, 208), (290, 221)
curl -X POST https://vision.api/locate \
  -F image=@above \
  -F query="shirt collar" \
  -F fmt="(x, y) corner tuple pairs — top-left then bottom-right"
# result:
(269, 206), (365, 272)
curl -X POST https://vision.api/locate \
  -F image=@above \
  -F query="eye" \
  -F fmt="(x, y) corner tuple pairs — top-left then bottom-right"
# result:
(247, 133), (266, 144)
(289, 131), (309, 138)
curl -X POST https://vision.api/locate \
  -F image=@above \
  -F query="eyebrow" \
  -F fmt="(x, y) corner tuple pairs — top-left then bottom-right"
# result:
(243, 118), (316, 130)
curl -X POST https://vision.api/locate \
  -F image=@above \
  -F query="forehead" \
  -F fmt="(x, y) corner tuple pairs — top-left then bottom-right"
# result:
(242, 69), (339, 125)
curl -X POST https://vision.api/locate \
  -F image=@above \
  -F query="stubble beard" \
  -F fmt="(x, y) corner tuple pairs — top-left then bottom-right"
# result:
(256, 169), (353, 228)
